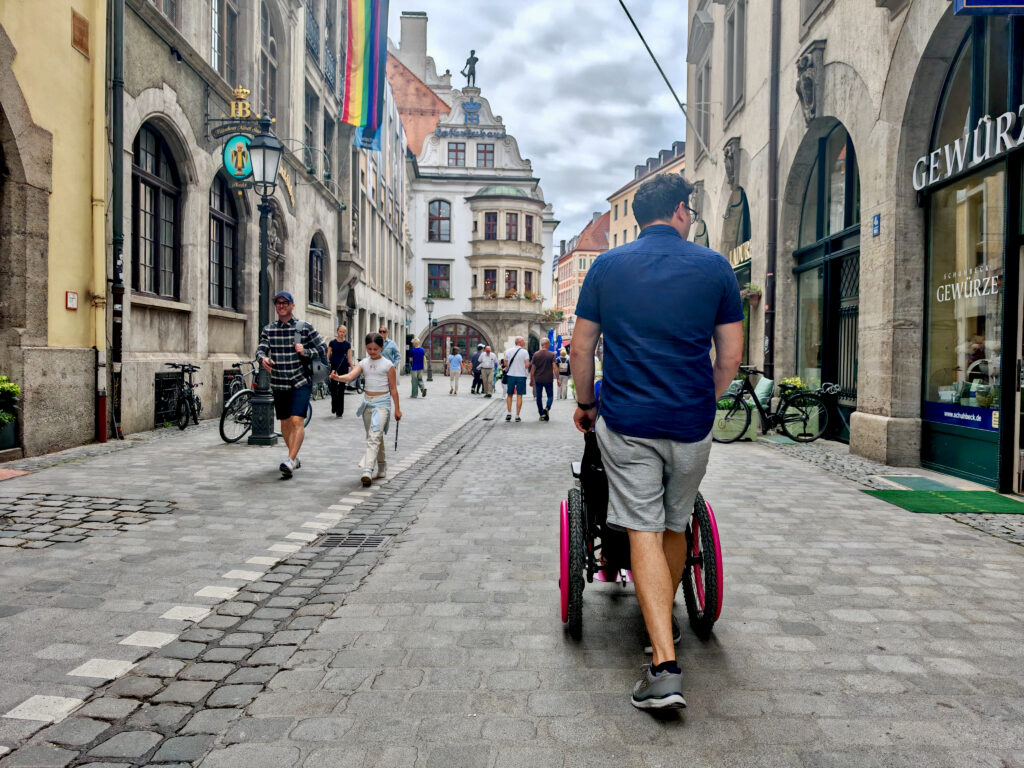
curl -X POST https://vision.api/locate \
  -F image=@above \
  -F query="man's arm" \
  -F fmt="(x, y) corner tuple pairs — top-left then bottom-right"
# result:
(570, 318), (601, 433)
(256, 325), (273, 371)
(712, 321), (744, 399)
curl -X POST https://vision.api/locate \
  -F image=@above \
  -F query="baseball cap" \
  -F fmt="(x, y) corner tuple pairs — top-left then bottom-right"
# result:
(273, 291), (294, 304)
(477, 343), (485, 348)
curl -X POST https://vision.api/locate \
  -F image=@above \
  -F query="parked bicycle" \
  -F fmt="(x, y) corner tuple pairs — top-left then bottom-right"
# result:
(818, 382), (851, 437)
(311, 379), (330, 401)
(225, 360), (259, 398)
(220, 381), (312, 443)
(164, 362), (202, 430)
(712, 366), (828, 444)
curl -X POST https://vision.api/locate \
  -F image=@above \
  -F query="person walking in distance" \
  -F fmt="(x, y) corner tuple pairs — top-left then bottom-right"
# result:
(446, 347), (463, 395)
(470, 343), (485, 394)
(557, 346), (571, 399)
(570, 174), (744, 710)
(528, 338), (558, 421)
(502, 336), (529, 422)
(330, 332), (402, 486)
(408, 337), (427, 398)
(479, 344), (497, 398)
(327, 325), (354, 418)
(379, 326), (401, 369)
(255, 291), (328, 478)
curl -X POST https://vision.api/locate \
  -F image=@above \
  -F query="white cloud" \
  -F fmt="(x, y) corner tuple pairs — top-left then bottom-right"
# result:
(387, 0), (688, 241)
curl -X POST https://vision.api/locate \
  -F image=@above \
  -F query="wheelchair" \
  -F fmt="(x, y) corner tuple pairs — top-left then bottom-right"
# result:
(558, 430), (724, 642)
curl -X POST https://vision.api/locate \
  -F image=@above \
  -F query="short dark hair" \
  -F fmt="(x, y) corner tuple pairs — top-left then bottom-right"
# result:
(631, 173), (694, 227)
(365, 333), (385, 348)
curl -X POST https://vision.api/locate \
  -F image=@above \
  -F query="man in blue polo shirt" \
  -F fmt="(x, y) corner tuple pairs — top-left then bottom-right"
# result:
(570, 173), (744, 710)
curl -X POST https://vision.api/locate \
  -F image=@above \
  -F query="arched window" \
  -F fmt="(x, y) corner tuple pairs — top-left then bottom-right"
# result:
(309, 235), (326, 306)
(427, 321), (488, 364)
(260, 2), (278, 118)
(428, 200), (451, 242)
(132, 124), (180, 298)
(209, 175), (238, 309)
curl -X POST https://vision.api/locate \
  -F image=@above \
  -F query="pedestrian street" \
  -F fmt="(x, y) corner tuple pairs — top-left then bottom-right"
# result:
(1, 379), (1024, 767)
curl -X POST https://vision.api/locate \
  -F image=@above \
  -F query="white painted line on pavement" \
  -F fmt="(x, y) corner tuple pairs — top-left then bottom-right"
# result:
(286, 531), (317, 542)
(119, 631), (177, 648)
(160, 606), (211, 622)
(222, 570), (263, 581)
(3, 695), (83, 723)
(194, 586), (239, 600)
(269, 543), (302, 553)
(247, 556), (281, 566)
(68, 658), (136, 681)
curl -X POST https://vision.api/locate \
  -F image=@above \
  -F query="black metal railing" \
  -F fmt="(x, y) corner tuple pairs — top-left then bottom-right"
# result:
(324, 47), (336, 89)
(305, 3), (320, 63)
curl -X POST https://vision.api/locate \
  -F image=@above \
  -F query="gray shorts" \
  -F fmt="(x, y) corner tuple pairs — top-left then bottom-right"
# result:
(595, 419), (712, 533)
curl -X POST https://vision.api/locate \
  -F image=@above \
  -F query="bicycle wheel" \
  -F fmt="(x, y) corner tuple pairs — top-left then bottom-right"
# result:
(567, 487), (585, 640)
(228, 377), (244, 398)
(192, 395), (202, 425)
(682, 491), (721, 640)
(304, 402), (312, 427)
(175, 397), (190, 430)
(711, 393), (751, 443)
(219, 390), (253, 443)
(779, 392), (829, 443)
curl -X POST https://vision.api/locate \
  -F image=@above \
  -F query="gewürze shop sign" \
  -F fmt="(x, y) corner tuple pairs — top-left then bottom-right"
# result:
(913, 107), (1024, 191)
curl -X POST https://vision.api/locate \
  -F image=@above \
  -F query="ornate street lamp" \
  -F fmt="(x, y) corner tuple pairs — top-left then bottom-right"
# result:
(424, 296), (435, 382)
(248, 117), (284, 447)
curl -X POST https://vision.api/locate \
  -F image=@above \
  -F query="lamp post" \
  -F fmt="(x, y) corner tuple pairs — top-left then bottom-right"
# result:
(424, 296), (435, 382)
(247, 117), (284, 446)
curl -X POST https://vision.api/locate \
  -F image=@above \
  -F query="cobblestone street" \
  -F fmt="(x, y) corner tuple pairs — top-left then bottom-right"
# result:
(1, 380), (1024, 768)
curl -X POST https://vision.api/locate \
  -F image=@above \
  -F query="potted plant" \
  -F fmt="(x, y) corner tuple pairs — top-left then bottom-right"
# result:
(0, 375), (21, 450)
(741, 283), (762, 307)
(778, 376), (807, 390)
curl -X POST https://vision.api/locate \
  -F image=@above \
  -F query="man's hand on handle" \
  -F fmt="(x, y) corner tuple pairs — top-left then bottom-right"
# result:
(573, 406), (597, 434)
(260, 357), (274, 372)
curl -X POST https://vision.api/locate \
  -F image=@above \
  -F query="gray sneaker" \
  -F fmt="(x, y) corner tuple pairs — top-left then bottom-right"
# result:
(631, 665), (686, 710)
(643, 615), (682, 655)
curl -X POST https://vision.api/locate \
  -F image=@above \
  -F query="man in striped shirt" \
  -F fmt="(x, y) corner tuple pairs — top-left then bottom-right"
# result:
(255, 291), (328, 478)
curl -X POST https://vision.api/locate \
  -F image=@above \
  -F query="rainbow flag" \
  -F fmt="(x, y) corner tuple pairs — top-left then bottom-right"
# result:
(341, 0), (389, 145)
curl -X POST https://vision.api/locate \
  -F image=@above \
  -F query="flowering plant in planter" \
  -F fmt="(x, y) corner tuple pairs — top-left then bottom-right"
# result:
(0, 376), (21, 426)
(740, 283), (762, 305)
(778, 376), (807, 390)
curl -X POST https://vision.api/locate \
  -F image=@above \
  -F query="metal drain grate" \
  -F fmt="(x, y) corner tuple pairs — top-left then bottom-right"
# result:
(314, 533), (390, 549)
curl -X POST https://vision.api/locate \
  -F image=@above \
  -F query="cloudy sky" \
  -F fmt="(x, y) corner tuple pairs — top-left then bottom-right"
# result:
(386, 0), (689, 245)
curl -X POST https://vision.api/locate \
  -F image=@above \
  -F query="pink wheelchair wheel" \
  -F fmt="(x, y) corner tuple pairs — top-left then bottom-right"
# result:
(682, 491), (723, 639)
(704, 500), (724, 620)
(559, 500), (569, 622)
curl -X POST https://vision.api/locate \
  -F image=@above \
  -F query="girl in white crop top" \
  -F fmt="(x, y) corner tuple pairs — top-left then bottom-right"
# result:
(330, 332), (402, 486)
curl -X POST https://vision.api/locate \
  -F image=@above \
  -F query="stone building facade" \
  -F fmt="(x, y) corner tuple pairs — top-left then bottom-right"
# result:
(0, 1), (107, 458)
(113, 0), (406, 435)
(607, 141), (686, 250)
(390, 12), (558, 367)
(686, 0), (1024, 490)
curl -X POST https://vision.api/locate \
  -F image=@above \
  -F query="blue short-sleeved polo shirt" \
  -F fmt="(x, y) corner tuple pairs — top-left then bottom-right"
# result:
(574, 224), (745, 442)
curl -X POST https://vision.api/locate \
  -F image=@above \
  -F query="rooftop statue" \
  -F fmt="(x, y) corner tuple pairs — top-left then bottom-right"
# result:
(461, 50), (478, 87)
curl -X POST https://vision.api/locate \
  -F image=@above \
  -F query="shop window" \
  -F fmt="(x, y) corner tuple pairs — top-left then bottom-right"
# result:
(506, 212), (518, 241)
(209, 175), (238, 309)
(428, 263), (451, 299)
(428, 200), (451, 242)
(799, 125), (859, 248)
(484, 212), (497, 240)
(447, 142), (466, 167)
(132, 124), (180, 299)
(924, 167), (1004, 431)
(476, 143), (494, 167)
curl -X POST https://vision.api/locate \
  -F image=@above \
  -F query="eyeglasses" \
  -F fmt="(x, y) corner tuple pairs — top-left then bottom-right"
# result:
(274, 300), (291, 306)
(683, 204), (699, 220)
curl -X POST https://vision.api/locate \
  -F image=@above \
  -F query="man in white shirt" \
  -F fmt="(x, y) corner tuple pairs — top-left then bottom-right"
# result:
(501, 336), (529, 422)
(479, 345), (498, 398)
